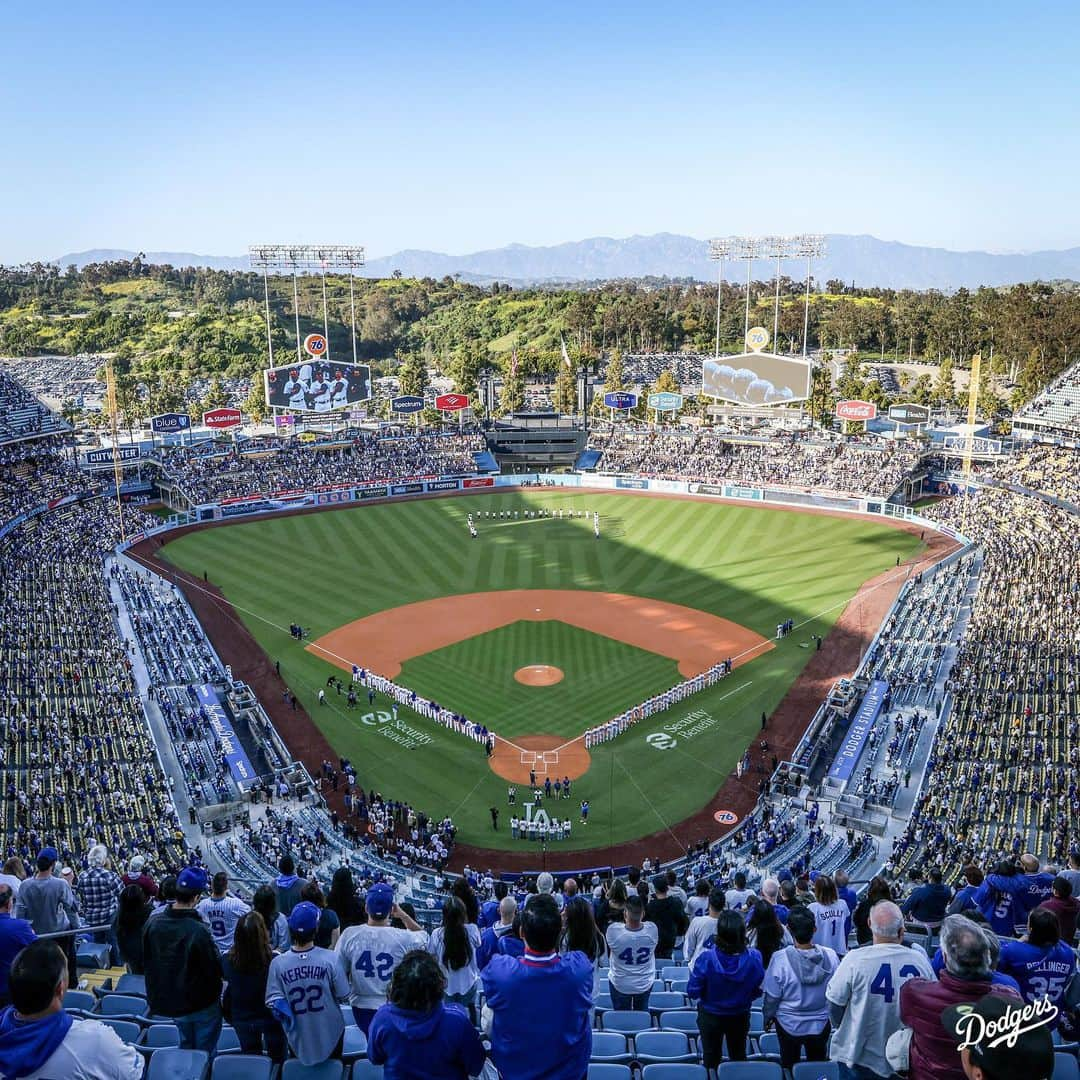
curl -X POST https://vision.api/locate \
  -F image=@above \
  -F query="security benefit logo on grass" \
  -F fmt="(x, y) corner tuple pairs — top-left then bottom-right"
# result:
(359, 710), (432, 749)
(644, 709), (718, 751)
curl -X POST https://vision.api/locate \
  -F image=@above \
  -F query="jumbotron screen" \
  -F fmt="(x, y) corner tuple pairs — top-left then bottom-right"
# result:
(702, 352), (812, 406)
(263, 361), (372, 413)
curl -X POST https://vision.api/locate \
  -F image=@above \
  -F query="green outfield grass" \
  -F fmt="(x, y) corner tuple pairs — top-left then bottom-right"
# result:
(160, 490), (921, 853)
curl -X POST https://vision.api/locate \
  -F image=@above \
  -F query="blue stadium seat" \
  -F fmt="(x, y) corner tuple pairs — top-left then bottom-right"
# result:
(601, 1010), (652, 1035)
(751, 1031), (781, 1061)
(1055, 1053), (1080, 1080)
(215, 1028), (241, 1055)
(594, 993), (614, 1013)
(587, 1066), (632, 1080)
(139, 1025), (181, 1052)
(661, 966), (686, 984)
(349, 1064), (384, 1080)
(342, 1026), (368, 1063)
(98, 1019), (143, 1045)
(589, 1031), (632, 1064)
(641, 1065), (707, 1079)
(146, 1048), (211, 1080)
(792, 1063), (840, 1080)
(115, 974), (147, 996)
(648, 992), (688, 1017)
(669, 978), (689, 994)
(97, 993), (150, 1019)
(717, 1063), (783, 1080)
(659, 1012), (700, 1039)
(632, 1031), (698, 1065)
(77, 942), (111, 968)
(63, 989), (96, 1014)
(211, 1056), (274, 1080)
(280, 1062), (343, 1080)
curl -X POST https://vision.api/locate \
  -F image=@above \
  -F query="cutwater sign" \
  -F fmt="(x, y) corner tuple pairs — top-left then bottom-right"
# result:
(391, 395), (425, 414)
(604, 391), (638, 410)
(647, 391), (684, 411)
(85, 446), (140, 465)
(151, 412), (190, 433)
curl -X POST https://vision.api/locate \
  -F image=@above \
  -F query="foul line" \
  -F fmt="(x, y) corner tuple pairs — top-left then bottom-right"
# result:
(615, 754), (687, 857)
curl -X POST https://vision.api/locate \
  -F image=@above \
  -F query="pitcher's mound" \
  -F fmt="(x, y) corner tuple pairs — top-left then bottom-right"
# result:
(514, 665), (564, 686)
(490, 734), (591, 784)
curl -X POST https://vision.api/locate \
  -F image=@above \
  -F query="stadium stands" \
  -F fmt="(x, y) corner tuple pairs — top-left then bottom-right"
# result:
(1011, 357), (1080, 441)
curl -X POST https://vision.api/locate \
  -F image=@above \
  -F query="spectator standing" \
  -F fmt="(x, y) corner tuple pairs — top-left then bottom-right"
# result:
(684, 886), (724, 968)
(835, 871), (858, 914)
(0, 886), (35, 1010)
(826, 901), (935, 1080)
(14, 848), (80, 986)
(758, 878), (789, 924)
(197, 871), (250, 954)
(368, 950), (487, 1080)
(481, 893), (593, 1080)
(300, 881), (340, 949)
(687, 909), (764, 1066)
(686, 879), (711, 919)
(948, 866), (985, 916)
(222, 912), (286, 1062)
(1035, 877), (1080, 945)
(996, 908), (1076, 1015)
(645, 875), (689, 959)
(336, 882), (428, 1033)
(478, 896), (517, 970)
(725, 872), (755, 912)
(326, 867), (365, 930)
(559, 896), (606, 1002)
(142, 867), (224, 1053)
(604, 895), (658, 1011)
(253, 885), (291, 953)
(762, 905), (840, 1070)
(76, 846), (123, 966)
(273, 855), (306, 916)
(120, 856), (158, 901)
(266, 902), (349, 1065)
(852, 877), (893, 947)
(747, 899), (791, 969)
(899, 915), (1021, 1080)
(112, 885), (151, 974)
(902, 868), (952, 930)
(0, 859), (24, 898)
(0, 941), (142, 1080)
(808, 874), (850, 956)
(427, 897), (481, 1023)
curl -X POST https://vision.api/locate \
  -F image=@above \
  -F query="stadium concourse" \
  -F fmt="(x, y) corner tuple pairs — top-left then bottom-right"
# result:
(1, 367), (1080, 1079)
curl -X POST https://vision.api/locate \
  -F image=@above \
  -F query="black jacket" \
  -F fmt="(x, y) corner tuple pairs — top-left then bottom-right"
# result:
(143, 906), (223, 1017)
(646, 896), (690, 954)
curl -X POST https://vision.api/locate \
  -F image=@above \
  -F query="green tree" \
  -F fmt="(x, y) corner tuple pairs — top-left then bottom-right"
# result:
(648, 369), (682, 422)
(552, 364), (577, 415)
(497, 355), (525, 416)
(397, 352), (427, 397)
(932, 356), (956, 406)
(243, 380), (268, 425)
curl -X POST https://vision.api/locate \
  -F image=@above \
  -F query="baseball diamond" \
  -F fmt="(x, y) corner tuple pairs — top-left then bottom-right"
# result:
(157, 487), (932, 858)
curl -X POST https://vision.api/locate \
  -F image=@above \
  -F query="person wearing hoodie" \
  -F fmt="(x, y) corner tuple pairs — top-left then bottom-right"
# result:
(1037, 876), (1080, 945)
(273, 855), (307, 917)
(142, 867), (224, 1052)
(0, 887), (35, 1010)
(0, 940), (142, 1080)
(687, 909), (764, 1066)
(368, 950), (486, 1080)
(762, 905), (839, 1070)
(996, 908), (1076, 1019)
(478, 896), (516, 970)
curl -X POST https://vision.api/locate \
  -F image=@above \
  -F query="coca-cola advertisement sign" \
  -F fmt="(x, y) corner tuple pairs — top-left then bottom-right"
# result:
(835, 400), (877, 422)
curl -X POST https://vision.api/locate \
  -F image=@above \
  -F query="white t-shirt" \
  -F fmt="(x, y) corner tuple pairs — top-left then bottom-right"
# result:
(0, 874), (22, 896)
(825, 942), (935, 1077)
(19, 1018), (143, 1080)
(683, 914), (718, 969)
(427, 923), (481, 996)
(809, 900), (849, 954)
(686, 895), (710, 919)
(336, 922), (429, 1009)
(726, 888), (755, 911)
(605, 921), (659, 994)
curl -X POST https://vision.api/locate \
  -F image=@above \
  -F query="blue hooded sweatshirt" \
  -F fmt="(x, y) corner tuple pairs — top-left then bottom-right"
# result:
(0, 1007), (73, 1079)
(367, 1002), (486, 1080)
(687, 946), (764, 1016)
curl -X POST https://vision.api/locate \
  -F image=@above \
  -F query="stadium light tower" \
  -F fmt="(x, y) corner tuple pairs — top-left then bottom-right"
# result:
(248, 244), (367, 367)
(791, 234), (826, 357)
(708, 238), (736, 359)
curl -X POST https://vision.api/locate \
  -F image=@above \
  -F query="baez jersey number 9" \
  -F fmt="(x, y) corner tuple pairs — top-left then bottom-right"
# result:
(287, 985), (324, 1014)
(353, 950), (395, 980)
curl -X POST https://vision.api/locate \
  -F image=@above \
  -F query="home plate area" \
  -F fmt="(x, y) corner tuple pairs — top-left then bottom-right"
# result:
(490, 733), (591, 784)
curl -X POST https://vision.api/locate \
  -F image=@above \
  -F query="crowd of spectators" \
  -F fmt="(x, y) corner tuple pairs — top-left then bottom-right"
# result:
(589, 425), (922, 498)
(992, 445), (1080, 507)
(0, 368), (70, 443)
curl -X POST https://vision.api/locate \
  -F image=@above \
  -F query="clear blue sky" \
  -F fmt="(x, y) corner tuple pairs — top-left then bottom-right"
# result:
(4, 2), (1079, 263)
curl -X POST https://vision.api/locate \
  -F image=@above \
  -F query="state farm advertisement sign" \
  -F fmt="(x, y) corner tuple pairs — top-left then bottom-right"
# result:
(203, 407), (243, 429)
(835, 400), (877, 422)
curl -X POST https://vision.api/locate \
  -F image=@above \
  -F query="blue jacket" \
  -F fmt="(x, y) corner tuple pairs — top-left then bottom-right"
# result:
(0, 915), (36, 998)
(972, 881), (1019, 937)
(481, 951), (593, 1080)
(497, 935), (525, 959)
(901, 882), (951, 924)
(948, 884), (981, 915)
(0, 1007), (73, 1079)
(687, 947), (764, 1016)
(367, 1002), (486, 1080)
(986, 873), (1056, 929)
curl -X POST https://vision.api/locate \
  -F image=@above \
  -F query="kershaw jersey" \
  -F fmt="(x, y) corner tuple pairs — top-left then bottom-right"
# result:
(197, 895), (250, 953)
(604, 922), (658, 994)
(336, 923), (429, 1009)
(265, 946), (349, 1065)
(826, 942), (935, 1079)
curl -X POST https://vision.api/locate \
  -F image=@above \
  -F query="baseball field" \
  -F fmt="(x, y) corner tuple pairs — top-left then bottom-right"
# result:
(159, 490), (921, 854)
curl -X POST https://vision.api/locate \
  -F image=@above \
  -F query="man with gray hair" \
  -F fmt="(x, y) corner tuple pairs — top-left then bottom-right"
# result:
(826, 900), (935, 1080)
(759, 878), (789, 924)
(535, 872), (563, 910)
(77, 845), (124, 966)
(899, 915), (1021, 1080)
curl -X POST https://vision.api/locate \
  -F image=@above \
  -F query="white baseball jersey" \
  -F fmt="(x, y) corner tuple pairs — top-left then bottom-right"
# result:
(605, 922), (659, 994)
(266, 946), (349, 1065)
(825, 942), (934, 1077)
(197, 894), (250, 952)
(336, 923), (429, 1010)
(683, 914), (718, 968)
(808, 900), (849, 954)
(284, 378), (307, 408)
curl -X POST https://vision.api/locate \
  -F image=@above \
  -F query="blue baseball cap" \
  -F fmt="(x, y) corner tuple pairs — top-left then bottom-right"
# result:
(288, 901), (321, 934)
(366, 883), (395, 919)
(177, 867), (208, 893)
(37, 847), (59, 866)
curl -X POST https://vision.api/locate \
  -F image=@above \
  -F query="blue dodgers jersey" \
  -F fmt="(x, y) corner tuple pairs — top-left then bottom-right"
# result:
(481, 952), (594, 1080)
(997, 939), (1077, 1011)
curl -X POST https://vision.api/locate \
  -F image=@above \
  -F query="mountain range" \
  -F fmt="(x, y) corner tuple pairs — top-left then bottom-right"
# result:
(49, 234), (1080, 290)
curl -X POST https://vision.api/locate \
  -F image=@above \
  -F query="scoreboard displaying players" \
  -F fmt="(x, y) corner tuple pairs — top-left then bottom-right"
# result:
(263, 361), (372, 413)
